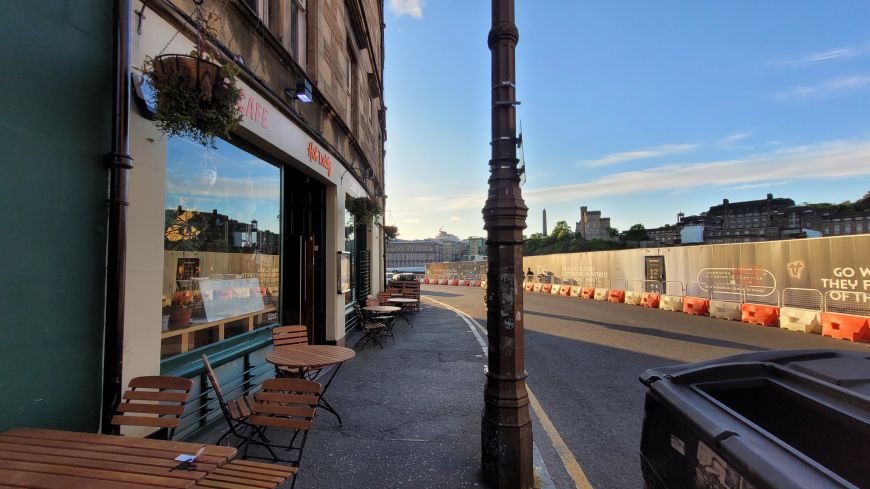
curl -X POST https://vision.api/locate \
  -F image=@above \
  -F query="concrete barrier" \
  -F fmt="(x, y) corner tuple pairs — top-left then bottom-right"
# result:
(709, 300), (742, 321)
(593, 288), (609, 301)
(659, 295), (683, 312)
(779, 307), (822, 334)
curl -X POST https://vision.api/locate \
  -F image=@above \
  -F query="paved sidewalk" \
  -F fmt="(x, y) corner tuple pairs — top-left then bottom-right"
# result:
(196, 300), (499, 488)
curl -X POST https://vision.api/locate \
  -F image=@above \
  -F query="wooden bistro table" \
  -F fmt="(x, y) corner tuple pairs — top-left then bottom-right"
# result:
(266, 345), (355, 426)
(0, 427), (236, 488)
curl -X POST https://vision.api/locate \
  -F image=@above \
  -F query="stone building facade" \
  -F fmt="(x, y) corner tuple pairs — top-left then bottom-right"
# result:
(575, 206), (616, 241)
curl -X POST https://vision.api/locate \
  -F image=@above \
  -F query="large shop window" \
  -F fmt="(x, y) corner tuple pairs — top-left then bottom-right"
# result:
(161, 137), (281, 359)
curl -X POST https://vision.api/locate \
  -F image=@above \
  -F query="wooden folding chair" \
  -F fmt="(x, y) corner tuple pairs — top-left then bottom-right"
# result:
(111, 376), (193, 440)
(271, 325), (327, 380)
(202, 354), (264, 448)
(353, 303), (387, 350)
(237, 378), (321, 489)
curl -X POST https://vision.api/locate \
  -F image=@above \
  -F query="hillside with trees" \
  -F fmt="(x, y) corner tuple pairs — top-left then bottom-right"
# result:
(523, 220), (626, 256)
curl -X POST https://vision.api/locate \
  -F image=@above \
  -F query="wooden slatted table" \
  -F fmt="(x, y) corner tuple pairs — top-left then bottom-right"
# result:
(266, 345), (355, 426)
(0, 428), (236, 488)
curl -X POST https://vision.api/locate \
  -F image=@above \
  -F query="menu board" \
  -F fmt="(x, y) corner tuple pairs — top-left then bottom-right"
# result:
(197, 277), (266, 322)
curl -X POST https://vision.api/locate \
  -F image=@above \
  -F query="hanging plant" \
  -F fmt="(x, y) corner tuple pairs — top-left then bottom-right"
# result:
(382, 225), (399, 241)
(138, 4), (242, 148)
(347, 196), (383, 225)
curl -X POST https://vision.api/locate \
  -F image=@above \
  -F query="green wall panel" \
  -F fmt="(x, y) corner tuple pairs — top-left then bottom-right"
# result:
(0, 1), (112, 432)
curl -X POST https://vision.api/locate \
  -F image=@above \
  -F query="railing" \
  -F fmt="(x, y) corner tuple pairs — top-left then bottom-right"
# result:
(642, 280), (663, 294)
(709, 283), (742, 303)
(663, 281), (685, 296)
(824, 290), (870, 316)
(175, 357), (275, 440)
(743, 286), (780, 307)
(609, 278), (626, 290)
(686, 281), (708, 299)
(781, 288), (823, 311)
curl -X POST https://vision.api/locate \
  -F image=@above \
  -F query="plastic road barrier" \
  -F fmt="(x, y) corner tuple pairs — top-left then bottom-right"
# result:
(640, 293), (661, 308)
(659, 295), (683, 312)
(593, 288), (609, 301)
(821, 312), (870, 342)
(741, 304), (780, 327)
(682, 297), (709, 316)
(541, 283), (552, 294)
(438, 278), (448, 285)
(524, 282), (534, 292)
(640, 349), (870, 489)
(533, 283), (543, 293)
(779, 307), (822, 334)
(709, 300), (742, 321)
(607, 290), (625, 303)
(581, 288), (595, 299)
(551, 284), (562, 295)
(570, 285), (583, 297)
(559, 285), (571, 296)
(421, 278), (429, 284)
(473, 280), (481, 287)
(624, 291), (642, 305)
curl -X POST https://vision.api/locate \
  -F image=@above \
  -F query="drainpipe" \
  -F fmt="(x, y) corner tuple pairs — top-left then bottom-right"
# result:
(101, 0), (133, 434)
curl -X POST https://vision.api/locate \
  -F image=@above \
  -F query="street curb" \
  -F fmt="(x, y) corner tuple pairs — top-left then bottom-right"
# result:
(424, 297), (558, 489)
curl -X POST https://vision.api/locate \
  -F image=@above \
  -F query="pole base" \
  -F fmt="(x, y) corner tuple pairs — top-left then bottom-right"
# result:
(481, 414), (534, 488)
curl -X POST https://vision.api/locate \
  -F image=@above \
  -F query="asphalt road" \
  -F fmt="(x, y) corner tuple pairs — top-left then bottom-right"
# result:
(421, 284), (870, 489)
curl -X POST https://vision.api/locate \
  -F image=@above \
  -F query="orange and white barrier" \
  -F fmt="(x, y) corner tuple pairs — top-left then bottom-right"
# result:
(624, 290), (642, 305)
(682, 297), (709, 316)
(559, 285), (571, 296)
(524, 282), (534, 292)
(640, 293), (660, 308)
(593, 288), (609, 301)
(821, 312), (870, 342)
(533, 283), (543, 293)
(581, 288), (595, 299)
(570, 285), (583, 297)
(659, 295), (683, 312)
(607, 290), (625, 303)
(709, 300), (742, 321)
(741, 303), (780, 327)
(779, 307), (822, 334)
(541, 283), (552, 294)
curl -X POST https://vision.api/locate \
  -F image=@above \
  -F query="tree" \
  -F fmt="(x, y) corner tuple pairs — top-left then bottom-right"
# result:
(551, 221), (572, 240)
(625, 224), (647, 242)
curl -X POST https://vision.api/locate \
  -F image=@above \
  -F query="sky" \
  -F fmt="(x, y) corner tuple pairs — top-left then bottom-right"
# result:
(382, 0), (870, 240)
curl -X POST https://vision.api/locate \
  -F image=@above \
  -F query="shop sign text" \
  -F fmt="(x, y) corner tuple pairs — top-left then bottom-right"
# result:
(307, 142), (333, 176)
(237, 88), (269, 129)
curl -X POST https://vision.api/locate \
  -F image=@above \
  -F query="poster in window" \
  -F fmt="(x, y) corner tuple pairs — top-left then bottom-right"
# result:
(338, 251), (351, 293)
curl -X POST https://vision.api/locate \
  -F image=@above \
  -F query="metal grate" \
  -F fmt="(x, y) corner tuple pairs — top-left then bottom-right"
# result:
(781, 288), (823, 311)
(824, 290), (870, 316)
(743, 286), (779, 306)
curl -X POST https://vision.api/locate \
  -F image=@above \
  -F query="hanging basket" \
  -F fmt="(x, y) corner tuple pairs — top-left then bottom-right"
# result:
(141, 53), (243, 148)
(151, 54), (222, 104)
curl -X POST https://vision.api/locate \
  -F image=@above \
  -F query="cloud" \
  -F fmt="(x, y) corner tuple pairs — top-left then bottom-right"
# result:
(776, 74), (870, 100)
(449, 216), (463, 221)
(404, 218), (421, 223)
(582, 144), (698, 167)
(724, 181), (791, 191)
(721, 132), (751, 146)
(388, 0), (423, 18)
(768, 47), (860, 68)
(398, 139), (870, 211)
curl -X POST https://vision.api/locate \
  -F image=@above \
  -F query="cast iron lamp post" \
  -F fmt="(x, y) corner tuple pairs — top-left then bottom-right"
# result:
(481, 0), (533, 487)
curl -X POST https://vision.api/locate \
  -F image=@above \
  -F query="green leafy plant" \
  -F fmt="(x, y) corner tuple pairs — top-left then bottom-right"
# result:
(138, 7), (242, 148)
(347, 196), (383, 225)
(382, 225), (399, 241)
(141, 53), (243, 148)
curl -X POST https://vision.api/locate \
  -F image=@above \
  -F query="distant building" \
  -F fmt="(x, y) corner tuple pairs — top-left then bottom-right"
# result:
(640, 193), (870, 246)
(386, 229), (463, 269)
(575, 206), (616, 241)
(463, 236), (487, 261)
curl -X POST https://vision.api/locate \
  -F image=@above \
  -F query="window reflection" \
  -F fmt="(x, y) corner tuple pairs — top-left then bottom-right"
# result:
(344, 204), (355, 305)
(161, 137), (281, 359)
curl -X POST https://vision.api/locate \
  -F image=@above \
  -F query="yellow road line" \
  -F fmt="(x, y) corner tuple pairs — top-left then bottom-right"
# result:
(425, 295), (595, 489)
(527, 385), (594, 489)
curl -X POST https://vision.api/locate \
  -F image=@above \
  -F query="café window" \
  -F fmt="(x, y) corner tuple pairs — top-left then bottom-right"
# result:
(161, 137), (281, 359)
(344, 203), (355, 305)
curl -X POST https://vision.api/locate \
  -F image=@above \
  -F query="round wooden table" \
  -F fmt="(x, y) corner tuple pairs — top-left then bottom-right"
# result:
(266, 345), (355, 425)
(363, 305), (400, 314)
(386, 298), (418, 327)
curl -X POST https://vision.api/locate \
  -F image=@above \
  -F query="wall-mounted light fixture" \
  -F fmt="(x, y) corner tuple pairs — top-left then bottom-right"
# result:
(286, 78), (313, 103)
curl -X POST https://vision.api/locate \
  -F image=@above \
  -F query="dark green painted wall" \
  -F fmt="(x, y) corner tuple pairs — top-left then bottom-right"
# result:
(0, 1), (111, 431)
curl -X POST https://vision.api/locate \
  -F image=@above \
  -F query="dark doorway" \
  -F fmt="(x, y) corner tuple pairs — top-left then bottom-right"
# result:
(282, 171), (326, 344)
